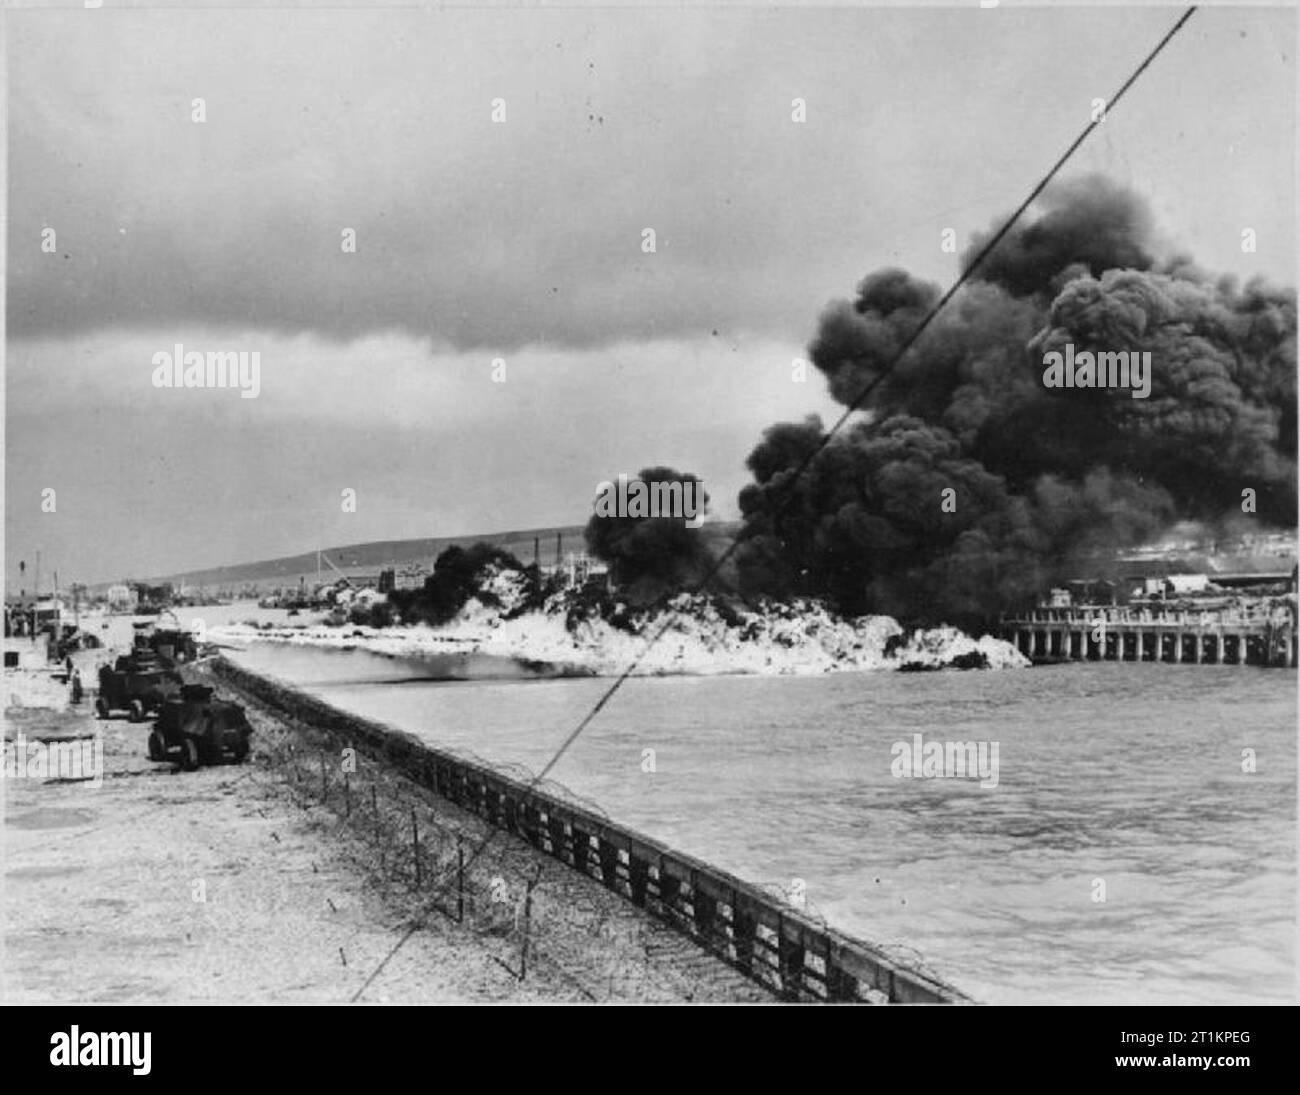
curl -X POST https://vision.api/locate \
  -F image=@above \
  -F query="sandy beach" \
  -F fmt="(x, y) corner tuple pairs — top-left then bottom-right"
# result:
(2, 641), (770, 1003)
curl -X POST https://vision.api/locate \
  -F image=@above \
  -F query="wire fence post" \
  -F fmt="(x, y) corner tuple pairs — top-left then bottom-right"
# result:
(370, 783), (383, 876)
(457, 839), (465, 923)
(411, 807), (421, 890)
(519, 875), (536, 981)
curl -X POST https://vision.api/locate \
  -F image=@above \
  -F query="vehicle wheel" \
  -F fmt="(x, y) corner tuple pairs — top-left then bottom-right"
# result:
(181, 737), (200, 772)
(147, 731), (166, 762)
(232, 738), (249, 763)
(95, 697), (110, 719)
(128, 699), (145, 723)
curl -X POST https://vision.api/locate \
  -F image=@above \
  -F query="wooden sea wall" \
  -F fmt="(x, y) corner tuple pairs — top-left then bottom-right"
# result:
(207, 655), (972, 1005)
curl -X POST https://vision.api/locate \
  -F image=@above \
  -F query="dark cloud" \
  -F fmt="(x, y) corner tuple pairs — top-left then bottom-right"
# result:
(11, 14), (1289, 351)
(0, 12), (901, 350)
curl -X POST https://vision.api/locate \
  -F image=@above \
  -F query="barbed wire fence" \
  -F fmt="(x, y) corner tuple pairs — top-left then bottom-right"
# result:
(237, 697), (771, 1003)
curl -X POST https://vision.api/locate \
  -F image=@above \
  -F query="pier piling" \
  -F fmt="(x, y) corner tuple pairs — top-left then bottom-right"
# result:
(1002, 603), (1296, 667)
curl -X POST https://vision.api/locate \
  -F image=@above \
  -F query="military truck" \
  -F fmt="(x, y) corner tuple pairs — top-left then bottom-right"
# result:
(147, 628), (200, 664)
(132, 618), (201, 665)
(149, 684), (252, 771)
(95, 655), (183, 721)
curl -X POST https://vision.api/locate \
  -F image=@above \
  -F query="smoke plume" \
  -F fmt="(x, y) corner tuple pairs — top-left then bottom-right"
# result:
(586, 467), (712, 603)
(736, 175), (1296, 623)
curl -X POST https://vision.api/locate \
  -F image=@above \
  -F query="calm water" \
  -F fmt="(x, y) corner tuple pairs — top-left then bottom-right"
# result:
(230, 642), (1296, 1004)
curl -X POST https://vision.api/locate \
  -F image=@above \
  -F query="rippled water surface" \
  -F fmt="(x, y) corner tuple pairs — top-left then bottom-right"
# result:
(230, 642), (1296, 1004)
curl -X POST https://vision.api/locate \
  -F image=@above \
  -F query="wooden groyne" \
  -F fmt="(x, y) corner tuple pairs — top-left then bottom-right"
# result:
(1001, 603), (1297, 667)
(208, 656), (972, 1004)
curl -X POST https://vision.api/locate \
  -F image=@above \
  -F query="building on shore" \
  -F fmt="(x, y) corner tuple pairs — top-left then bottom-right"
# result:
(106, 584), (138, 612)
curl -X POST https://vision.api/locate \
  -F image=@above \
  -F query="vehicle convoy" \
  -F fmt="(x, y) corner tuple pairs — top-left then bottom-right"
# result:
(95, 654), (183, 721)
(146, 628), (200, 663)
(149, 684), (253, 771)
(54, 625), (102, 662)
(132, 618), (201, 664)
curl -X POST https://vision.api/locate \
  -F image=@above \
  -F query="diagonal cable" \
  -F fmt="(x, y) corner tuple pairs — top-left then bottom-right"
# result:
(350, 5), (1198, 1000)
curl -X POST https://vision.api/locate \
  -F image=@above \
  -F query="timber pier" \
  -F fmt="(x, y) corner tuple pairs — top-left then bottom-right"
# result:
(1001, 603), (1297, 667)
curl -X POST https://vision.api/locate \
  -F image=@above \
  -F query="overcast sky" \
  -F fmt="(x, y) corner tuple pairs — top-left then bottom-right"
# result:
(5, 3), (1294, 587)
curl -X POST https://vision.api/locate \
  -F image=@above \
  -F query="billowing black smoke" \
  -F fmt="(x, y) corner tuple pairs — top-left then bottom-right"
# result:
(585, 466), (711, 603)
(390, 542), (529, 626)
(736, 175), (1296, 624)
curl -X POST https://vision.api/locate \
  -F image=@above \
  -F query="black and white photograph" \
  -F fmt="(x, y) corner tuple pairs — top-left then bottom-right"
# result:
(1, 0), (1295, 1047)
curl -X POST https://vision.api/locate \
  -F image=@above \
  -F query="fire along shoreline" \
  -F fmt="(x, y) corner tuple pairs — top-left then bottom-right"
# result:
(209, 603), (1029, 677)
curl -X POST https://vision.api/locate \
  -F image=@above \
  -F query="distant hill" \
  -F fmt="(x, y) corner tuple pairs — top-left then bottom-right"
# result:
(147, 525), (586, 591)
(100, 521), (1292, 598)
(142, 519), (743, 592)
